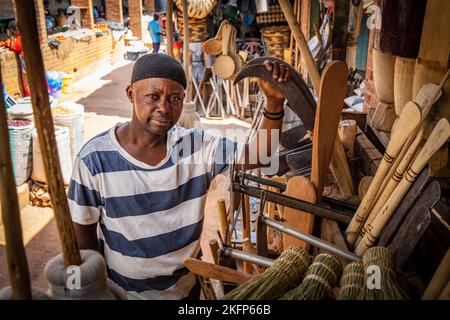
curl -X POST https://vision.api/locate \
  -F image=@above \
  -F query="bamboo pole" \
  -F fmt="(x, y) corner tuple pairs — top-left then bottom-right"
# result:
(288, 0), (298, 65)
(182, 0), (192, 102)
(166, 0), (174, 57)
(14, 0), (81, 266)
(278, 0), (320, 94)
(0, 71), (32, 300)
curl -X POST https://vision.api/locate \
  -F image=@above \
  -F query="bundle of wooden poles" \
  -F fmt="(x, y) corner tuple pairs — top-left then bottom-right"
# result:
(345, 70), (450, 255)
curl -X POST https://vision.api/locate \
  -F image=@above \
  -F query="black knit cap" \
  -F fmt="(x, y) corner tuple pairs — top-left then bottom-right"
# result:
(130, 53), (187, 89)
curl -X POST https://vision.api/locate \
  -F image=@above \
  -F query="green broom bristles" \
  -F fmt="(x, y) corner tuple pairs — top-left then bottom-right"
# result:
(280, 253), (343, 300)
(358, 246), (409, 300)
(223, 246), (311, 300)
(337, 262), (365, 300)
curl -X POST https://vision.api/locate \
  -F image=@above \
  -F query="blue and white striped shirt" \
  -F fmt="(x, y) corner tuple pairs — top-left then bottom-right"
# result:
(68, 124), (243, 299)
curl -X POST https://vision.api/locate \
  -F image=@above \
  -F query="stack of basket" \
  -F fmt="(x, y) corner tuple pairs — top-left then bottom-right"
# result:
(261, 25), (290, 59)
(174, 0), (217, 19)
(176, 10), (209, 43)
(256, 3), (286, 24)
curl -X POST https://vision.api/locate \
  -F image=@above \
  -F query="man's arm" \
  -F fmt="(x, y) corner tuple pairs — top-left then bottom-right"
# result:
(73, 222), (99, 251)
(241, 61), (289, 171)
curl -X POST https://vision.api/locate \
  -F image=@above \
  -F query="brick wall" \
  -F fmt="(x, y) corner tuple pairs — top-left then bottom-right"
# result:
(128, 0), (143, 40)
(143, 0), (155, 13)
(1, 30), (125, 97)
(105, 0), (123, 23)
(71, 0), (95, 29)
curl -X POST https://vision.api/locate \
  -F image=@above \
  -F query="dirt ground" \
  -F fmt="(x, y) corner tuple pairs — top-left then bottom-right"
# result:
(0, 58), (250, 295)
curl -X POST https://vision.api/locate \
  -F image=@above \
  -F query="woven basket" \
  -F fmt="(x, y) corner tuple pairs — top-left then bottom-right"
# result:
(176, 10), (209, 43)
(261, 25), (290, 59)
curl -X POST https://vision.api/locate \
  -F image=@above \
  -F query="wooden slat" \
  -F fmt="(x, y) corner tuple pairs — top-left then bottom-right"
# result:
(183, 258), (252, 284)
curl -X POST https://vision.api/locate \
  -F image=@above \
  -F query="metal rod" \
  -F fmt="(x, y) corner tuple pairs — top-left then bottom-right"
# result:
(261, 216), (360, 262)
(233, 183), (352, 224)
(236, 172), (357, 212)
(223, 247), (274, 268)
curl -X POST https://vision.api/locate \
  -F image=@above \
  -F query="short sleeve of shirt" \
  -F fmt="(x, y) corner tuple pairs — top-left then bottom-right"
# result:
(201, 131), (245, 179)
(67, 155), (103, 225)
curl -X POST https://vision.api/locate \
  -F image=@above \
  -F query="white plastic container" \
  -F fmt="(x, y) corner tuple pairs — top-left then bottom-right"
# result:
(31, 126), (72, 185)
(8, 120), (34, 185)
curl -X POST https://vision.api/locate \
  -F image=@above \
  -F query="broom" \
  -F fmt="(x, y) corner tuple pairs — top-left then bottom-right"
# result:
(223, 246), (311, 300)
(280, 253), (343, 300)
(177, 0), (201, 130)
(358, 246), (409, 300)
(178, 101), (201, 129)
(337, 262), (365, 300)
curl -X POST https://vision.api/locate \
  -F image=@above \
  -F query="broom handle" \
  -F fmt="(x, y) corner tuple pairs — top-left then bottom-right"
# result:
(0, 72), (32, 299)
(355, 118), (450, 255)
(288, 0), (298, 65)
(278, 0), (321, 94)
(356, 128), (424, 245)
(166, 0), (174, 57)
(14, 0), (81, 266)
(182, 0), (192, 102)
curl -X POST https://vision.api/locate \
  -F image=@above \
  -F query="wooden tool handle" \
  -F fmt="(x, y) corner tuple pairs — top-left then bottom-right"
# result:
(422, 248), (450, 299)
(0, 73), (32, 299)
(15, 0), (81, 266)
(345, 101), (422, 248)
(357, 128), (424, 244)
(278, 0), (321, 93)
(183, 257), (252, 284)
(356, 118), (450, 255)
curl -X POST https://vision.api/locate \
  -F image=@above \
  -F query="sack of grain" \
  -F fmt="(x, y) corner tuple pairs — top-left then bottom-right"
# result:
(52, 102), (84, 162)
(8, 119), (34, 185)
(31, 126), (72, 186)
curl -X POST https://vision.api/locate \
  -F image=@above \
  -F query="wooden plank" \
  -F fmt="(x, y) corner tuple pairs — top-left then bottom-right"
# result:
(183, 258), (252, 284)
(197, 275), (217, 300)
(389, 205), (431, 269)
(378, 169), (432, 246)
(282, 176), (316, 250)
(312, 61), (348, 199)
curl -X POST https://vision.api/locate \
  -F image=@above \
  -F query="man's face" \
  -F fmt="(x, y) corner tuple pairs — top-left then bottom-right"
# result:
(126, 78), (184, 135)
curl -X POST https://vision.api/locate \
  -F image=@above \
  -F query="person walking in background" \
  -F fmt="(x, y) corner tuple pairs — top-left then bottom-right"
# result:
(6, 20), (29, 97)
(148, 14), (161, 54)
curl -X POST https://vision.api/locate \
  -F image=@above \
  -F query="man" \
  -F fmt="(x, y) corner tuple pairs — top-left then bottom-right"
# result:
(148, 14), (161, 53)
(68, 54), (289, 299)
